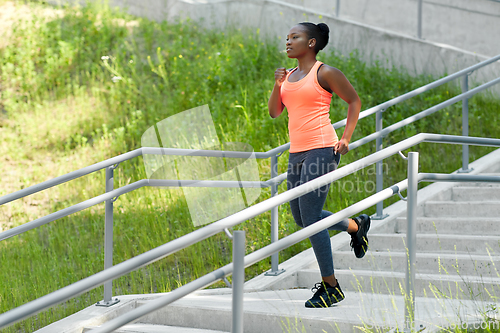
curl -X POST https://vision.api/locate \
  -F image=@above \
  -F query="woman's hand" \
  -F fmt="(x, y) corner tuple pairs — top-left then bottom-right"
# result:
(334, 138), (350, 155)
(275, 67), (288, 87)
(269, 67), (287, 118)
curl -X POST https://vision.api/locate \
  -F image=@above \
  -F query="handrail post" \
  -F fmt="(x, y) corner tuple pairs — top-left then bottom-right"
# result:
(405, 152), (418, 331)
(97, 166), (120, 307)
(459, 74), (473, 173)
(265, 155), (285, 276)
(373, 110), (389, 220)
(417, 0), (423, 39)
(232, 230), (245, 333)
(335, 0), (340, 17)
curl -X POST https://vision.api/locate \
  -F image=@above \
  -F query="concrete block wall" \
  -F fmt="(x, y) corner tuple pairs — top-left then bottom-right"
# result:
(297, 0), (500, 57)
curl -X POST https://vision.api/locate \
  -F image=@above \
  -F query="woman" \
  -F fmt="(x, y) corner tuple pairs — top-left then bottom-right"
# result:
(268, 22), (370, 308)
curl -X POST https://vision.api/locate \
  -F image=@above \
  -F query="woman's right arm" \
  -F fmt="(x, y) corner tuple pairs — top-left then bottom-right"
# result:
(268, 68), (287, 118)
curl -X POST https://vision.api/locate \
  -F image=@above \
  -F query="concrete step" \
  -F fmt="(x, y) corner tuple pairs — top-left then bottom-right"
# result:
(452, 180), (500, 188)
(423, 201), (500, 217)
(452, 187), (500, 201)
(395, 217), (500, 235)
(338, 234), (500, 254)
(329, 251), (500, 277)
(297, 269), (500, 301)
(131, 290), (386, 333)
(116, 289), (495, 333)
(83, 324), (228, 333)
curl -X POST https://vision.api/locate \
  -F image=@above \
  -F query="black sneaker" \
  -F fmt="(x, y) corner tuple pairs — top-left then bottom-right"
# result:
(305, 280), (345, 308)
(350, 214), (371, 258)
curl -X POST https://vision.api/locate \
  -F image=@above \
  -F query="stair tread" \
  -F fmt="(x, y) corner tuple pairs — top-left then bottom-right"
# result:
(453, 182), (500, 187)
(453, 186), (500, 189)
(84, 324), (229, 333)
(334, 250), (500, 260)
(425, 200), (500, 203)
(396, 217), (500, 221)
(369, 233), (500, 240)
(301, 269), (500, 284)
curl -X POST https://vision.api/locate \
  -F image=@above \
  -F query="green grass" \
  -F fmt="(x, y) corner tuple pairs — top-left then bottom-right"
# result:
(0, 1), (499, 332)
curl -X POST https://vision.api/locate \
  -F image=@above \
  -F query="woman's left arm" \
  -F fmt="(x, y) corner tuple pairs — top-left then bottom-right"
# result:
(321, 66), (361, 155)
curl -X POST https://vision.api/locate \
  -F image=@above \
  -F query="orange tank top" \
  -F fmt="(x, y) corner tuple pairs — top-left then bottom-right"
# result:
(280, 60), (338, 153)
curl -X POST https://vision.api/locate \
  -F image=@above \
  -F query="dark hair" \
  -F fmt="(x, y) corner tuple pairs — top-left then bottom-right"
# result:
(298, 22), (330, 54)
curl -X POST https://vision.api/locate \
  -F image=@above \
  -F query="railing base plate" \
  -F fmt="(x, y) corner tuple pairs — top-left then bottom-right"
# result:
(371, 213), (389, 220)
(264, 269), (286, 276)
(457, 168), (474, 173)
(96, 298), (120, 307)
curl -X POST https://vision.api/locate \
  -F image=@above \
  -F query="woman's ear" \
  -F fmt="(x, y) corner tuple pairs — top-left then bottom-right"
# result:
(308, 38), (316, 48)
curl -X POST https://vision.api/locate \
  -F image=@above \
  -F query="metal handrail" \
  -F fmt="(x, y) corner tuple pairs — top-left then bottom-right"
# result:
(2, 54), (499, 207)
(0, 177), (287, 242)
(2, 134), (500, 329)
(419, 173), (500, 182)
(348, 75), (500, 150)
(0, 148), (271, 206)
(331, 53), (500, 130)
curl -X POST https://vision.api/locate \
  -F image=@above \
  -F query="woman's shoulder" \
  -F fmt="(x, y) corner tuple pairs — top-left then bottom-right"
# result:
(317, 63), (342, 74)
(317, 63), (347, 80)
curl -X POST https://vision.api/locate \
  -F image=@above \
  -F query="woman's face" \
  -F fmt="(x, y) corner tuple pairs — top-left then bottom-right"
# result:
(285, 25), (313, 58)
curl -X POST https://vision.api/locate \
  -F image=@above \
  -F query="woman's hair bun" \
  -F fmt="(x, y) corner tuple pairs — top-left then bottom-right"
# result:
(317, 23), (330, 36)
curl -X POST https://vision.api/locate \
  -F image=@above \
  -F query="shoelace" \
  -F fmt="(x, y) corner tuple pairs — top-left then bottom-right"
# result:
(311, 282), (326, 294)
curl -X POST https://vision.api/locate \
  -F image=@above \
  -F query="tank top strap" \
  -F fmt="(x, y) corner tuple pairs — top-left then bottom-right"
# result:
(311, 60), (323, 75)
(307, 61), (323, 85)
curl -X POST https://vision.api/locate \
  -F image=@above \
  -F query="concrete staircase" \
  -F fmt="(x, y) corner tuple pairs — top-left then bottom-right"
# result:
(37, 150), (500, 333)
(303, 180), (500, 302)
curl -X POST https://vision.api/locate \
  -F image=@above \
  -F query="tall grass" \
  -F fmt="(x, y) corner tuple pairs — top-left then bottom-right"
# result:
(0, 1), (499, 332)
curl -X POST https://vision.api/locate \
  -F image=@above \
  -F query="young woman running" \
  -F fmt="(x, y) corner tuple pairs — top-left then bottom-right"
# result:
(268, 22), (370, 308)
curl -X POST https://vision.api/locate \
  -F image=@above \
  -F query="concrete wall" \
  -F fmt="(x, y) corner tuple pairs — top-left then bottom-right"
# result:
(53, 0), (500, 95)
(298, 0), (500, 58)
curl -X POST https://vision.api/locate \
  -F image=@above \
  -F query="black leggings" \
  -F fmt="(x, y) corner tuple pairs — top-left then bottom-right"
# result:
(287, 147), (349, 277)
